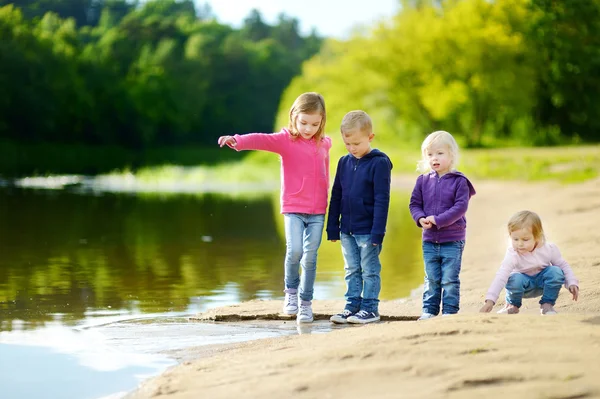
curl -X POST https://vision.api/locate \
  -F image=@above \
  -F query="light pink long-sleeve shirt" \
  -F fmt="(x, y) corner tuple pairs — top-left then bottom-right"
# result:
(485, 242), (579, 303)
(233, 129), (331, 215)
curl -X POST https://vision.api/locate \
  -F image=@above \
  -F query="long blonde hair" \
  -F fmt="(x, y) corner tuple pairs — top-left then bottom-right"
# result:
(417, 130), (460, 174)
(288, 92), (327, 141)
(508, 210), (546, 246)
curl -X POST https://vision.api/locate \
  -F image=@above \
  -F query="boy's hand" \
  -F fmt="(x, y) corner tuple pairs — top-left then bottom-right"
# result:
(425, 215), (436, 225)
(218, 135), (237, 148)
(329, 240), (337, 243)
(419, 217), (432, 230)
(479, 300), (494, 313)
(569, 285), (579, 301)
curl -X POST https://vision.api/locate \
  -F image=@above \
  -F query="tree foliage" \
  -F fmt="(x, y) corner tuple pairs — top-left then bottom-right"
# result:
(277, 0), (600, 147)
(0, 0), (323, 149)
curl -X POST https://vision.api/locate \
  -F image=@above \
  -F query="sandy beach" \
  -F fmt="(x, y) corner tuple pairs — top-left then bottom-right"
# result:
(127, 177), (600, 399)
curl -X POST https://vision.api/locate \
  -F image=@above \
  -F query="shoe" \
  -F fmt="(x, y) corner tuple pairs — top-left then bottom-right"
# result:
(330, 309), (355, 324)
(282, 292), (298, 315)
(347, 310), (380, 324)
(496, 304), (520, 314)
(540, 304), (558, 315)
(418, 312), (436, 321)
(297, 303), (314, 323)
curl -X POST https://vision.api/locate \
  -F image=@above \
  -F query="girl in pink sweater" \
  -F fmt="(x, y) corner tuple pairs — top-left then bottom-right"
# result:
(218, 92), (331, 324)
(480, 210), (579, 315)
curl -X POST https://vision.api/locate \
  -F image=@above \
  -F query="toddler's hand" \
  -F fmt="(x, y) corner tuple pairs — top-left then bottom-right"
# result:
(218, 135), (237, 148)
(479, 300), (494, 313)
(419, 217), (432, 230)
(569, 285), (579, 301)
(425, 215), (436, 225)
(329, 240), (337, 243)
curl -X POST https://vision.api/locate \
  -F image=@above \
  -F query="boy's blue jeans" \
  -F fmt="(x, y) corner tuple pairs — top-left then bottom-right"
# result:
(422, 240), (464, 315)
(505, 266), (565, 307)
(283, 213), (325, 303)
(340, 233), (382, 314)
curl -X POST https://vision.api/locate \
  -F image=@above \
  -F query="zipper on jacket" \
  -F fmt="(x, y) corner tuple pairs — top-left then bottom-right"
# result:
(434, 175), (441, 243)
(349, 157), (359, 234)
(312, 140), (318, 214)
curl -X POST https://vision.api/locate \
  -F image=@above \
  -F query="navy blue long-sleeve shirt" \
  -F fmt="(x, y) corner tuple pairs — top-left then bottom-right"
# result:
(326, 149), (393, 245)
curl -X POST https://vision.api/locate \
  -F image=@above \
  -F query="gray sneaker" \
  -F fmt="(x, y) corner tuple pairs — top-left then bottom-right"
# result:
(330, 309), (354, 324)
(417, 312), (436, 320)
(296, 303), (314, 323)
(282, 293), (298, 315)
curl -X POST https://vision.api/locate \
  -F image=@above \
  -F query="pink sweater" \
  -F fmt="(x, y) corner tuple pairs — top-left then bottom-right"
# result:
(485, 242), (579, 303)
(234, 129), (331, 214)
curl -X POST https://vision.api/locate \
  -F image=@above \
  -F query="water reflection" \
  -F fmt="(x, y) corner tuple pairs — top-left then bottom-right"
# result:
(0, 186), (423, 331)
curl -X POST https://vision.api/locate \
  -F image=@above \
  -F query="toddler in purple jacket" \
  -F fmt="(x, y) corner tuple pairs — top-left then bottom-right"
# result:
(409, 131), (476, 320)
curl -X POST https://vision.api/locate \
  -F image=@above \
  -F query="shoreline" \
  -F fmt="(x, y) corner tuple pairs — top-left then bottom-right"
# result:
(127, 177), (600, 398)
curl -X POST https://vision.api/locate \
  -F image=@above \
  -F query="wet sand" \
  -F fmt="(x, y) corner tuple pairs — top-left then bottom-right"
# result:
(127, 177), (600, 399)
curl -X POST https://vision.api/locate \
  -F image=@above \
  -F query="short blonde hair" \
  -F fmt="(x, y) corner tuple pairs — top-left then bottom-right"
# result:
(340, 110), (372, 136)
(417, 130), (460, 173)
(288, 92), (327, 141)
(507, 210), (546, 245)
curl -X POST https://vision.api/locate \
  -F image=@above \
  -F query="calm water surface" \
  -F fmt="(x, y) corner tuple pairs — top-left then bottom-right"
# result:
(0, 183), (423, 398)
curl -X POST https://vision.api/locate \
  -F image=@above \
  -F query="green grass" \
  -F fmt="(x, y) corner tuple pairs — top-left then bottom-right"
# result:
(381, 145), (600, 183)
(107, 145), (599, 188)
(460, 146), (600, 183)
(3, 138), (599, 185)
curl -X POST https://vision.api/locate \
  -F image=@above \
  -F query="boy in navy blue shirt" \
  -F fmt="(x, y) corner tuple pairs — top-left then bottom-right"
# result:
(326, 110), (393, 324)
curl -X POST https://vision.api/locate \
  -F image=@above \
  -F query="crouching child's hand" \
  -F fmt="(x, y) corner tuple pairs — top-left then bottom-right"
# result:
(480, 300), (494, 313)
(569, 285), (579, 301)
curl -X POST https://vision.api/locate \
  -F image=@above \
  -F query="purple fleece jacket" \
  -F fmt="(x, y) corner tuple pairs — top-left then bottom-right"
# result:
(409, 171), (476, 243)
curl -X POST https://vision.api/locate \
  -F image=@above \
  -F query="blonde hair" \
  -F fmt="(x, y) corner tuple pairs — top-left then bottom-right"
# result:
(340, 110), (373, 136)
(507, 210), (546, 245)
(288, 92), (327, 141)
(417, 130), (460, 174)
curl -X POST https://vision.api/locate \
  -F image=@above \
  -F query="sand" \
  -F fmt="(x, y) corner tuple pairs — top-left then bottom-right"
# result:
(127, 177), (600, 399)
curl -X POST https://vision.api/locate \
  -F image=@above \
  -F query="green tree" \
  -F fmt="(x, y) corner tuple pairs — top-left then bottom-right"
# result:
(527, 0), (600, 142)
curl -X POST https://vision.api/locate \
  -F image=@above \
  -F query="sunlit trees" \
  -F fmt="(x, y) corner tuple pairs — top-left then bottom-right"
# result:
(0, 1), (323, 154)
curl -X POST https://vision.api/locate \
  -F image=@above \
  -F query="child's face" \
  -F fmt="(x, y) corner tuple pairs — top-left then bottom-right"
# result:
(295, 112), (322, 140)
(510, 227), (537, 254)
(342, 129), (374, 159)
(426, 144), (452, 176)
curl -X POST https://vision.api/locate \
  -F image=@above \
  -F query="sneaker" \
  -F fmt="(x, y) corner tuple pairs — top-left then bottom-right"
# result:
(540, 304), (558, 315)
(347, 310), (380, 324)
(330, 309), (355, 324)
(297, 303), (314, 323)
(282, 292), (298, 315)
(417, 312), (436, 321)
(496, 304), (520, 314)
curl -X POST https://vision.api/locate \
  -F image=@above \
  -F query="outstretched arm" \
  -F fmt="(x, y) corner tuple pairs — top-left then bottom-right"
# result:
(218, 131), (290, 154)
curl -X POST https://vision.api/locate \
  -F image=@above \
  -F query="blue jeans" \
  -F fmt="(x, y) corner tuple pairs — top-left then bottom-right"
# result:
(422, 240), (465, 315)
(505, 266), (565, 307)
(340, 233), (382, 313)
(283, 213), (325, 303)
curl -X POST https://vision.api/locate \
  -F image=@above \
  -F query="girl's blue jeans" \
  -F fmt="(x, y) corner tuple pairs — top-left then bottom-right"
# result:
(422, 240), (465, 315)
(340, 233), (382, 314)
(283, 213), (325, 303)
(505, 266), (565, 307)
